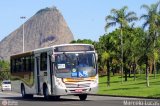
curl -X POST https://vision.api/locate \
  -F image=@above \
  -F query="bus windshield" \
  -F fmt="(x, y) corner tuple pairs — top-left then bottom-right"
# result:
(55, 53), (96, 78)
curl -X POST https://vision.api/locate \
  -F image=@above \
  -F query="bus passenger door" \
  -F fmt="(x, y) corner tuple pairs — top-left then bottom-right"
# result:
(48, 52), (56, 95)
(35, 56), (41, 94)
(49, 55), (54, 94)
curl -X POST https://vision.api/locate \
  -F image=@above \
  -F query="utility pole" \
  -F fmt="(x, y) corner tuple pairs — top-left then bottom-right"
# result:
(20, 16), (26, 53)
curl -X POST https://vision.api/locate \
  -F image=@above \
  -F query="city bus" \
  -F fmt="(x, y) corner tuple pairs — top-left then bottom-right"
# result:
(10, 44), (98, 100)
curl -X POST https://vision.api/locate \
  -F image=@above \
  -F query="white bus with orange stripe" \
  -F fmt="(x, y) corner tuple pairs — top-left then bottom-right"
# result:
(10, 44), (98, 100)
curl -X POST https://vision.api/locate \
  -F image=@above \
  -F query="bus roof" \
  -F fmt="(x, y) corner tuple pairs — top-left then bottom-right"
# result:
(10, 51), (33, 59)
(34, 43), (94, 53)
(10, 43), (95, 57)
(34, 43), (94, 50)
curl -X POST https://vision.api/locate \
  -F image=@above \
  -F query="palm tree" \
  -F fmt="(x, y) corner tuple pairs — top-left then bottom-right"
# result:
(105, 6), (138, 83)
(99, 34), (112, 86)
(101, 51), (110, 86)
(124, 27), (145, 81)
(140, 1), (160, 80)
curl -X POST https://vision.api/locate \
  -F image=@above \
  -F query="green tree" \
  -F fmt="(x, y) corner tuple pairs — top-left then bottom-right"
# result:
(71, 39), (93, 44)
(140, 1), (160, 80)
(105, 6), (138, 83)
(122, 27), (145, 81)
(98, 32), (120, 86)
(101, 51), (110, 86)
(0, 60), (10, 80)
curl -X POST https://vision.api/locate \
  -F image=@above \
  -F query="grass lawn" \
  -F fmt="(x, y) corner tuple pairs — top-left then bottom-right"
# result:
(98, 74), (160, 98)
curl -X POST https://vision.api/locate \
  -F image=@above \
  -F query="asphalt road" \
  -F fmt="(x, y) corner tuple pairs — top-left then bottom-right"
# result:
(0, 91), (159, 106)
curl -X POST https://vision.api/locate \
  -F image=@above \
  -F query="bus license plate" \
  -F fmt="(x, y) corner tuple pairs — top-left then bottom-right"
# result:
(75, 89), (82, 92)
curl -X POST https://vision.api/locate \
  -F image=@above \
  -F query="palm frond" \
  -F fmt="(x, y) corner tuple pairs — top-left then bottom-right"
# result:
(110, 9), (119, 19)
(140, 14), (149, 20)
(127, 17), (138, 22)
(121, 6), (128, 13)
(125, 11), (137, 19)
(142, 21), (149, 29)
(155, 0), (160, 13)
(141, 4), (150, 11)
(105, 15), (117, 22)
(151, 4), (158, 13)
(105, 22), (117, 31)
(111, 8), (118, 14)
(157, 15), (160, 23)
(130, 23), (135, 29)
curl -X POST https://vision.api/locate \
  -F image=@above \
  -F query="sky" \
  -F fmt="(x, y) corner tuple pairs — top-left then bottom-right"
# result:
(0, 0), (159, 42)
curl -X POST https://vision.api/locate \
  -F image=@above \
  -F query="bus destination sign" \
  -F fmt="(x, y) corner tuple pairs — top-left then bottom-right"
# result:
(54, 45), (94, 52)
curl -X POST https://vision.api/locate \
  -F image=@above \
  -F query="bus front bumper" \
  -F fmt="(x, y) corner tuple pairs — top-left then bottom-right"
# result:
(54, 86), (98, 95)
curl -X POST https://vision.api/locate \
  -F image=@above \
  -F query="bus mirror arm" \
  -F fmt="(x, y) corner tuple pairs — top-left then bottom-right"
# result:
(52, 62), (58, 70)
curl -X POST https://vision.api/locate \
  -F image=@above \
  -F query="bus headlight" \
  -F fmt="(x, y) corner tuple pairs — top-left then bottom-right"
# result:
(90, 76), (98, 87)
(56, 78), (66, 88)
(90, 80), (98, 87)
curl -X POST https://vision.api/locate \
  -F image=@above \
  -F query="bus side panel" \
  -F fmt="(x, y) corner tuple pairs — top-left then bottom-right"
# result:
(11, 71), (35, 94)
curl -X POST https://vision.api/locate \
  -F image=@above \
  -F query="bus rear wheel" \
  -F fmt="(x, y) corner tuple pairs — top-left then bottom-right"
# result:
(21, 85), (33, 99)
(79, 94), (87, 101)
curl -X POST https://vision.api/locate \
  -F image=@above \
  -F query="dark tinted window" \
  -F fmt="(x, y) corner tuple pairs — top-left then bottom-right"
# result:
(2, 81), (11, 84)
(40, 52), (47, 71)
(11, 55), (34, 73)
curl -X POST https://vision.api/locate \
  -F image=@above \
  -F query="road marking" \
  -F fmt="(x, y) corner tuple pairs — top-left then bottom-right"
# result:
(61, 102), (81, 106)
(0, 92), (20, 96)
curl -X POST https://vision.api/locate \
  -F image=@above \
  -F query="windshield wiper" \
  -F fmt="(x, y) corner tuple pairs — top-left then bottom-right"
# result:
(63, 52), (75, 65)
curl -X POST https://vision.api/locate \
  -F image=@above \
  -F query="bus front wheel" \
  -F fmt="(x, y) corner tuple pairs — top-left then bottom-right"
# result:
(43, 86), (50, 100)
(79, 94), (87, 101)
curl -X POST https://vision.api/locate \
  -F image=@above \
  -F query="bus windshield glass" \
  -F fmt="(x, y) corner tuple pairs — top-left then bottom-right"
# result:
(55, 53), (96, 78)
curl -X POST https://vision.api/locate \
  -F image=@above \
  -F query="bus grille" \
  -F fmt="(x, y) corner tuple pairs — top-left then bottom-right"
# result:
(65, 83), (90, 88)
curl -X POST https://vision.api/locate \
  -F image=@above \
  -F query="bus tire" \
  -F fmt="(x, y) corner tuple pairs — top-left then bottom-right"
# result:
(43, 86), (50, 100)
(79, 94), (87, 101)
(21, 84), (26, 98)
(53, 96), (60, 100)
(21, 84), (33, 99)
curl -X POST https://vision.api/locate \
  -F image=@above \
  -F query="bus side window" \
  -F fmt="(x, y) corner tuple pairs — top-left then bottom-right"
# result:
(31, 56), (34, 72)
(11, 59), (16, 73)
(16, 58), (21, 72)
(22, 57), (26, 72)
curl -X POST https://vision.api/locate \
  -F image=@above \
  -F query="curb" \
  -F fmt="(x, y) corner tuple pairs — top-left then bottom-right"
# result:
(88, 94), (160, 99)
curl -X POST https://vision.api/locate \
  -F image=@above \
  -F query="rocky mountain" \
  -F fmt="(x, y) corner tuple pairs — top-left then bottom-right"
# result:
(0, 7), (74, 60)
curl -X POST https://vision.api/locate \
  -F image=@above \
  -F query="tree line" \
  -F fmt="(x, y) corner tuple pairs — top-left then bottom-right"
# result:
(72, 1), (160, 87)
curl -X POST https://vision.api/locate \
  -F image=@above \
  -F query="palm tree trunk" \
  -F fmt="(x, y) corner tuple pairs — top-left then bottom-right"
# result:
(153, 31), (157, 79)
(125, 68), (127, 81)
(120, 29), (123, 84)
(107, 60), (110, 87)
(154, 61), (156, 79)
(146, 68), (149, 87)
(133, 58), (136, 81)
(129, 65), (131, 78)
(112, 68), (115, 76)
(145, 57), (149, 87)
